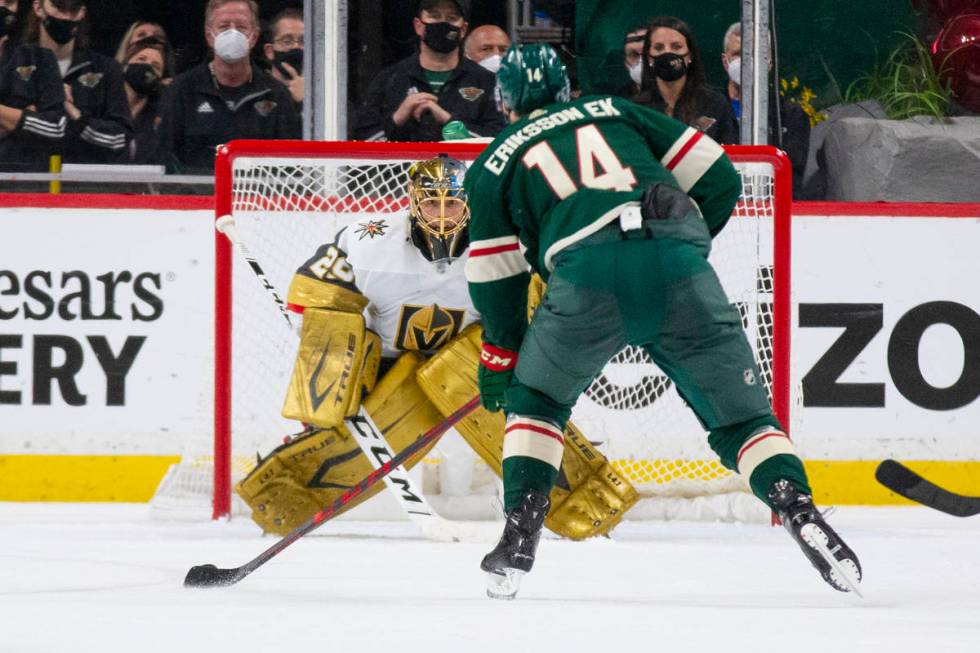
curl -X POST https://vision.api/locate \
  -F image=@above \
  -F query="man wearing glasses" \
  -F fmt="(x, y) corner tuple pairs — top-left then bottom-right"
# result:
(263, 8), (303, 107)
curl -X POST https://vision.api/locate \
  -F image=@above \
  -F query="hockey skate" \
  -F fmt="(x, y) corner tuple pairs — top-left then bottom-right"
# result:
(768, 479), (863, 595)
(481, 491), (550, 600)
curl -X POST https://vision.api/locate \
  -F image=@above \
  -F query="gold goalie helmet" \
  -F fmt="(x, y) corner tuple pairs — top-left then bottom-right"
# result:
(407, 155), (470, 263)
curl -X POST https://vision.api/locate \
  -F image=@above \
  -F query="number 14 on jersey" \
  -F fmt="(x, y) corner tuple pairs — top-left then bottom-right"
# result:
(522, 124), (638, 199)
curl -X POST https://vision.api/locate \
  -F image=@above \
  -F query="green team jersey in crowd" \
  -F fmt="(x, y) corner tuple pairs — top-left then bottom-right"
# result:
(463, 94), (742, 352)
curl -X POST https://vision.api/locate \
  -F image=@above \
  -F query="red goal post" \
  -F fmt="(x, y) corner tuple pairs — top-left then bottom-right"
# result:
(209, 140), (792, 521)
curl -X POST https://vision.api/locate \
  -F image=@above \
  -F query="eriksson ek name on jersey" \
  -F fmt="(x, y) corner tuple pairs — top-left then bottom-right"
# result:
(484, 98), (622, 175)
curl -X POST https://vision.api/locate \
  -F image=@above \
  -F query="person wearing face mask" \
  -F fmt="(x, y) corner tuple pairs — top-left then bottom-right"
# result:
(721, 21), (809, 197)
(158, 0), (299, 173)
(113, 21), (167, 70)
(262, 8), (303, 108)
(25, 0), (131, 163)
(463, 24), (510, 73)
(121, 37), (171, 164)
(351, 0), (505, 142)
(618, 24), (648, 98)
(633, 16), (737, 145)
(463, 24), (510, 114)
(0, 0), (66, 170)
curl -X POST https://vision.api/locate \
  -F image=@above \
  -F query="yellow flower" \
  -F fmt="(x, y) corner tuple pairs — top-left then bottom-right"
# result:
(779, 78), (827, 126)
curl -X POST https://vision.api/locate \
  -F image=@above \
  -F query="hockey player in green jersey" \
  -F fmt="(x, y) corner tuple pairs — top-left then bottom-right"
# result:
(464, 44), (862, 599)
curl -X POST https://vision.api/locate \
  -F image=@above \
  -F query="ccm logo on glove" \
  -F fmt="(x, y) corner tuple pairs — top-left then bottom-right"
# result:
(480, 343), (517, 371)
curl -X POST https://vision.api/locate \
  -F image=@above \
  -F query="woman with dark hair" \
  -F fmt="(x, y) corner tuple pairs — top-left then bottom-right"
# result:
(633, 16), (737, 145)
(24, 0), (131, 163)
(120, 36), (171, 164)
(0, 0), (66, 171)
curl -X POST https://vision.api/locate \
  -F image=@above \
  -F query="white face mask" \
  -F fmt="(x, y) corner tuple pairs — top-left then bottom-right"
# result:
(726, 56), (741, 86)
(628, 61), (643, 85)
(213, 28), (250, 63)
(479, 54), (501, 74)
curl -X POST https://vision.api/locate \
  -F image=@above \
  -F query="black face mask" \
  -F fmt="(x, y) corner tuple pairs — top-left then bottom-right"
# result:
(125, 63), (161, 97)
(43, 15), (80, 46)
(272, 48), (303, 77)
(421, 21), (461, 54)
(0, 6), (15, 39)
(652, 52), (688, 82)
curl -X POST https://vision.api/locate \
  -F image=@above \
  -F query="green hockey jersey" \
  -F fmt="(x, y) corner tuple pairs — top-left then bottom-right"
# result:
(464, 94), (742, 352)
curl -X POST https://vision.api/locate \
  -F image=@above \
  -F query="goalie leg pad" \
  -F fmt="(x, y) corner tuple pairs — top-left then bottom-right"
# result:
(416, 324), (639, 539)
(238, 351), (444, 535)
(235, 425), (358, 535)
(546, 426), (639, 540)
(281, 308), (381, 428)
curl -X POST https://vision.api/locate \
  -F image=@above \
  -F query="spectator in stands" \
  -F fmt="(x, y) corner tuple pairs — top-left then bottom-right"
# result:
(159, 0), (300, 173)
(619, 23), (647, 97)
(721, 21), (809, 196)
(262, 8), (303, 108)
(351, 0), (505, 142)
(0, 0), (25, 42)
(633, 16), (738, 145)
(114, 20), (166, 67)
(26, 0), (131, 163)
(0, 0), (66, 170)
(120, 37), (170, 164)
(463, 23), (510, 73)
(463, 24), (509, 114)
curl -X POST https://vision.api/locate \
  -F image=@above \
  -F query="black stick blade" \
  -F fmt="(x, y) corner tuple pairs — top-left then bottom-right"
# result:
(184, 563), (246, 588)
(875, 459), (980, 518)
(875, 459), (921, 493)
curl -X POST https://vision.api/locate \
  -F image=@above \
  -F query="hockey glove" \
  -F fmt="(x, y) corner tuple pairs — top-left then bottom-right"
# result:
(478, 343), (518, 412)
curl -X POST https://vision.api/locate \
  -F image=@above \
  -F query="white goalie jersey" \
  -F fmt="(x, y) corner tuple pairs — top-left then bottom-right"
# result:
(296, 213), (481, 359)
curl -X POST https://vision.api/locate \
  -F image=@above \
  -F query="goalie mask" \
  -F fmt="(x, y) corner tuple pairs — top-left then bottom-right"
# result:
(407, 156), (470, 263)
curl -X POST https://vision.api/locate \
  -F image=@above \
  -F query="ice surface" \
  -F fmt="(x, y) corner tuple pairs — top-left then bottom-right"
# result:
(1, 503), (978, 652)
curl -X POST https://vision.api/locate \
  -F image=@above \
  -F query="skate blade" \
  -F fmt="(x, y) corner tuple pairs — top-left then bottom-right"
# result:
(486, 569), (525, 601)
(800, 523), (863, 597)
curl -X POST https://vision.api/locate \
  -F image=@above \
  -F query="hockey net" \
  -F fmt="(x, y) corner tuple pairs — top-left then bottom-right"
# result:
(150, 140), (791, 524)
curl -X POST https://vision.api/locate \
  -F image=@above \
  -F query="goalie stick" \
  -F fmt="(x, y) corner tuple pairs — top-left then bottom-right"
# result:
(875, 459), (980, 518)
(185, 395), (481, 587)
(214, 214), (486, 542)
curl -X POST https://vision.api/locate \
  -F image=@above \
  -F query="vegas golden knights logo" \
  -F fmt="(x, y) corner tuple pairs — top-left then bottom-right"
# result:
(395, 304), (465, 352)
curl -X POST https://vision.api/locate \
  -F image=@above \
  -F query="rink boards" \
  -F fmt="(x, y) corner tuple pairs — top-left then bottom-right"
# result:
(0, 195), (978, 503)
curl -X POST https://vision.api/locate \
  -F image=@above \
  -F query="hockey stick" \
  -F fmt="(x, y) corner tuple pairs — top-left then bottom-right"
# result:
(214, 214), (478, 542)
(215, 216), (293, 329)
(345, 405), (489, 542)
(185, 395), (481, 587)
(875, 459), (980, 518)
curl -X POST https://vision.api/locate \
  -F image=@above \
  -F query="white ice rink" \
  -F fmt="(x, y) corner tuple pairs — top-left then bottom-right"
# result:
(2, 503), (978, 653)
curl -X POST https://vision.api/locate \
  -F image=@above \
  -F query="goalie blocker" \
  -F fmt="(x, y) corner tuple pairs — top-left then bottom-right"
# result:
(237, 308), (638, 538)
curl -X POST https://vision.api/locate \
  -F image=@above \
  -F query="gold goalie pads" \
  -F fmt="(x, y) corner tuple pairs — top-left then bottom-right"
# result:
(281, 308), (382, 428)
(238, 320), (639, 538)
(416, 324), (639, 540)
(237, 350), (446, 535)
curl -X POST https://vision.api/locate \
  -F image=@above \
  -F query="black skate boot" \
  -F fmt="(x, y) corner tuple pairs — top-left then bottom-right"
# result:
(768, 479), (863, 595)
(481, 490), (550, 600)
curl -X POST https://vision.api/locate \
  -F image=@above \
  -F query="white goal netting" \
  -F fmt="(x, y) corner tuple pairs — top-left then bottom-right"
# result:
(151, 141), (790, 524)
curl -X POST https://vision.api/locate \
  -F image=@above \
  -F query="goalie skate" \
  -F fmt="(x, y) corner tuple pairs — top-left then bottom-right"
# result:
(481, 491), (550, 600)
(768, 480), (863, 595)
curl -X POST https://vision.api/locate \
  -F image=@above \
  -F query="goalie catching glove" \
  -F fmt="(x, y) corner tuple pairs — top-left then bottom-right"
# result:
(478, 342), (518, 412)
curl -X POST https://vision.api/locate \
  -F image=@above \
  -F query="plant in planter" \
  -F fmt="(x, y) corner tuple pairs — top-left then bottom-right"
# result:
(779, 76), (827, 126)
(844, 32), (954, 119)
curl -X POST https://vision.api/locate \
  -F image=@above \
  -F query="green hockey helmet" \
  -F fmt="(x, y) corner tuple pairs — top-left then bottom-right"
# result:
(497, 43), (570, 115)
